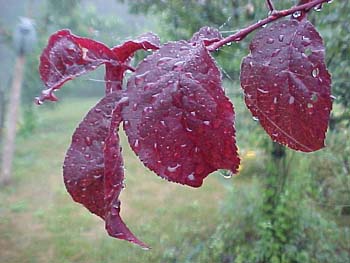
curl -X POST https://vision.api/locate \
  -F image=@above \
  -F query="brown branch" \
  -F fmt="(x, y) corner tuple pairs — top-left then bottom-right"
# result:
(208, 0), (332, 51)
(266, 0), (275, 12)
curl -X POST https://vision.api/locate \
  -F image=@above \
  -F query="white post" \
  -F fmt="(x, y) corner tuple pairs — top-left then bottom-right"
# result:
(0, 55), (26, 185)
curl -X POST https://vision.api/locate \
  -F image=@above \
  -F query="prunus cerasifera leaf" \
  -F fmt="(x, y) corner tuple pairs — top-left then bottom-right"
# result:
(240, 19), (332, 152)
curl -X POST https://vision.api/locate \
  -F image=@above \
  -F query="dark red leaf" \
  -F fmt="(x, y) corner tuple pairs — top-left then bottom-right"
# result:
(64, 93), (121, 218)
(122, 41), (240, 187)
(190, 26), (222, 46)
(112, 32), (160, 62)
(240, 19), (332, 152)
(64, 92), (145, 247)
(38, 30), (118, 103)
(104, 97), (148, 248)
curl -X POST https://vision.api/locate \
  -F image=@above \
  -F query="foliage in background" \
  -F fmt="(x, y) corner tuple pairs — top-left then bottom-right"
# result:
(317, 0), (350, 127)
(159, 151), (350, 263)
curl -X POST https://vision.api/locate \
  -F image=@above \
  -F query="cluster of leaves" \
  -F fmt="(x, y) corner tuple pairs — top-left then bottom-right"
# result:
(36, 0), (333, 248)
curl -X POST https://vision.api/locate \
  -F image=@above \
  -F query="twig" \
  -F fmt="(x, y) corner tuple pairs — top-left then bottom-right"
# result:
(266, 0), (275, 12)
(208, 0), (332, 51)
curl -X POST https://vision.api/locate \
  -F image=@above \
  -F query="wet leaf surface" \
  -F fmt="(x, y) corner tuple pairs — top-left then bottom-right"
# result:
(38, 30), (118, 103)
(122, 41), (240, 187)
(240, 19), (332, 152)
(64, 92), (122, 218)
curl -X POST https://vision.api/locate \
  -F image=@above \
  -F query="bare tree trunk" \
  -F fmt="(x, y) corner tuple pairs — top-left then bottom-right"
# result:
(0, 55), (25, 186)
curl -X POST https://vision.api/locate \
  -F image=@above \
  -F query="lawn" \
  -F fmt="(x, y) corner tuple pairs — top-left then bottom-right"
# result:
(0, 97), (230, 263)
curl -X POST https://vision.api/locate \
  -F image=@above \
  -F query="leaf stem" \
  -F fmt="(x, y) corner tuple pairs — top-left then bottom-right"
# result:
(207, 0), (331, 51)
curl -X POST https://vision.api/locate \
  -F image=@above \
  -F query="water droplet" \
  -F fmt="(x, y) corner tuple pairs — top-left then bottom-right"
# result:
(156, 56), (172, 66)
(302, 36), (311, 45)
(273, 97), (278, 104)
(119, 96), (129, 104)
(188, 173), (195, 181)
(311, 93), (318, 102)
(167, 164), (181, 172)
(252, 116), (259, 122)
(312, 68), (319, 78)
(292, 11), (302, 18)
(134, 139), (140, 149)
(266, 38), (274, 44)
(203, 121), (210, 126)
(257, 88), (269, 94)
(314, 4), (323, 11)
(330, 95), (336, 100)
(220, 170), (232, 179)
(307, 103), (313, 108)
(93, 174), (102, 179)
(289, 96), (295, 104)
(132, 103), (138, 111)
(172, 61), (185, 71)
(278, 35), (284, 42)
(85, 136), (92, 146)
(143, 106), (153, 113)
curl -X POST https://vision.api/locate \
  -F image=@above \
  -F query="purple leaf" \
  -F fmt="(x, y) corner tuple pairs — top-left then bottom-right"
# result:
(122, 41), (240, 187)
(240, 19), (332, 152)
(64, 92), (144, 247)
(104, 96), (148, 248)
(38, 30), (119, 103)
(112, 32), (160, 62)
(64, 93), (121, 218)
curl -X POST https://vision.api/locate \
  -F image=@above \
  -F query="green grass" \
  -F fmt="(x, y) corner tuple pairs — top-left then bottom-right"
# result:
(0, 97), (228, 263)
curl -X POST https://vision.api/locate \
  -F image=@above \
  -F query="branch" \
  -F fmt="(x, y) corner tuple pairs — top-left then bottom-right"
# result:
(208, 0), (332, 51)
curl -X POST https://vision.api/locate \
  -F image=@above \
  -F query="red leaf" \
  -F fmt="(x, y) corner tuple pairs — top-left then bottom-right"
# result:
(64, 93), (121, 218)
(240, 19), (332, 152)
(190, 26), (222, 46)
(38, 30), (118, 103)
(122, 41), (240, 187)
(112, 32), (160, 62)
(64, 92), (145, 247)
(104, 96), (148, 248)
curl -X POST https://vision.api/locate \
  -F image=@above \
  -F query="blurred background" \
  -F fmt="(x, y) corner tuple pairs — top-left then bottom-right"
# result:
(0, 0), (349, 262)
